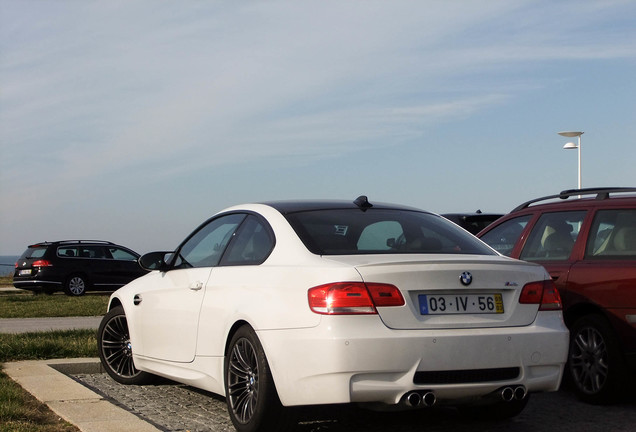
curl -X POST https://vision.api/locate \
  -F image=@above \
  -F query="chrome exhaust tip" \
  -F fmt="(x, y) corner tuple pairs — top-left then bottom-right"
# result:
(501, 387), (514, 402)
(406, 391), (422, 407)
(422, 391), (436, 407)
(514, 386), (527, 400)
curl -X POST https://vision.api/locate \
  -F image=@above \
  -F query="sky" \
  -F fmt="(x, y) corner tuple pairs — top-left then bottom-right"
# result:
(1, 0), (635, 256)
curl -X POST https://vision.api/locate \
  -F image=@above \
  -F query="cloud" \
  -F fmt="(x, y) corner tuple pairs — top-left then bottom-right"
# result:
(1, 0), (635, 253)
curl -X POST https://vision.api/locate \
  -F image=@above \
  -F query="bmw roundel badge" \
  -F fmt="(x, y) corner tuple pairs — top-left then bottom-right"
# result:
(459, 271), (473, 286)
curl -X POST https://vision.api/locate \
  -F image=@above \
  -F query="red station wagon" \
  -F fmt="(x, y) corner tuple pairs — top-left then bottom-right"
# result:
(478, 187), (636, 404)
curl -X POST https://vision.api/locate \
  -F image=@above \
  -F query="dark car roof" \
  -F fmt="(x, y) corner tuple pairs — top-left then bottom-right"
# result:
(261, 196), (425, 214)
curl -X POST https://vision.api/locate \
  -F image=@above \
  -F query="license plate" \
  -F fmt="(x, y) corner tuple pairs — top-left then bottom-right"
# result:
(419, 293), (504, 315)
(19, 269), (32, 276)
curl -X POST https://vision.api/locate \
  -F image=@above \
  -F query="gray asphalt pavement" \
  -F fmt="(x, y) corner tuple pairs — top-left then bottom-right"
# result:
(0, 316), (102, 333)
(74, 371), (636, 432)
(0, 286), (103, 333)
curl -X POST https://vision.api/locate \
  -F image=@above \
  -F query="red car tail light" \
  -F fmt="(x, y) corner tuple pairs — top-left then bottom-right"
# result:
(519, 280), (562, 311)
(308, 282), (404, 315)
(32, 260), (52, 267)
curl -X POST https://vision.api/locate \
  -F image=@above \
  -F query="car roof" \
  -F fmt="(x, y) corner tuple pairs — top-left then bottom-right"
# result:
(510, 187), (636, 213)
(27, 240), (122, 248)
(260, 195), (425, 214)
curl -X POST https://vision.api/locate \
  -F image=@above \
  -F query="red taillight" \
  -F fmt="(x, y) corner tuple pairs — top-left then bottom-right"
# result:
(308, 282), (405, 315)
(519, 280), (562, 311)
(31, 260), (52, 268)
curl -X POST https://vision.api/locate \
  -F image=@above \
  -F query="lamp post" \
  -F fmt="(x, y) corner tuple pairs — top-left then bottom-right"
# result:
(558, 131), (584, 189)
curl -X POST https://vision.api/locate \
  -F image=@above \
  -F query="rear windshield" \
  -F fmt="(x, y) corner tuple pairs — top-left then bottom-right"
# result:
(19, 246), (48, 259)
(285, 209), (496, 256)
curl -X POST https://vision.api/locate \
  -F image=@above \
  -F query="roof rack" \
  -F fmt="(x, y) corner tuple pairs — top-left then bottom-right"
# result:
(57, 240), (116, 245)
(512, 187), (636, 212)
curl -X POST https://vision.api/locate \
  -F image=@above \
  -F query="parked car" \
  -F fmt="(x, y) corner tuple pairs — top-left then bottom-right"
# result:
(478, 187), (636, 404)
(97, 196), (568, 432)
(442, 210), (503, 235)
(13, 240), (147, 296)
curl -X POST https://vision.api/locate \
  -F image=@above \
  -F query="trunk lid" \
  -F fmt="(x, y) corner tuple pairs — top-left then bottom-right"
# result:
(324, 254), (548, 329)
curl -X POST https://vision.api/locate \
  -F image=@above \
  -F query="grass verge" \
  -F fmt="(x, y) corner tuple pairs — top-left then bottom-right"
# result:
(0, 294), (109, 318)
(0, 330), (97, 431)
(0, 368), (79, 432)
(0, 330), (98, 363)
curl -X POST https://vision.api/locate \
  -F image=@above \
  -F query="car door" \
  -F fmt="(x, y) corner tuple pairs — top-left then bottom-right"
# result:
(106, 247), (145, 286)
(78, 246), (113, 287)
(133, 213), (246, 362)
(567, 208), (636, 353)
(517, 210), (587, 300)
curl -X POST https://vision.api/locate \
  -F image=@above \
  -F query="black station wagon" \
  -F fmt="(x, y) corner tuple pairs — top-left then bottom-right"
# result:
(13, 240), (148, 296)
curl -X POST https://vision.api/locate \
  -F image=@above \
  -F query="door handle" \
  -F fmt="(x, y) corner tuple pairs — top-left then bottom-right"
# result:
(190, 281), (203, 291)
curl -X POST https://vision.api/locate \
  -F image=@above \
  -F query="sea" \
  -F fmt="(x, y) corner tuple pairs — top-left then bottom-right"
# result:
(0, 255), (19, 276)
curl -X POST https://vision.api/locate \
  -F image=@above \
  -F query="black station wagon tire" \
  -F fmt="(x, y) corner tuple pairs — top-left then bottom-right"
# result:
(567, 314), (627, 404)
(98, 306), (152, 385)
(225, 326), (295, 432)
(64, 274), (87, 296)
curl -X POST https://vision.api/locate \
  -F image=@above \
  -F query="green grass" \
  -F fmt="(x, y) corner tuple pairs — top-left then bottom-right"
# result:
(0, 330), (96, 431)
(0, 294), (109, 318)
(0, 274), (106, 431)
(0, 330), (98, 363)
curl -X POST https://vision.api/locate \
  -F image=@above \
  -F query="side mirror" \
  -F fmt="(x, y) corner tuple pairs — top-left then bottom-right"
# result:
(139, 251), (173, 271)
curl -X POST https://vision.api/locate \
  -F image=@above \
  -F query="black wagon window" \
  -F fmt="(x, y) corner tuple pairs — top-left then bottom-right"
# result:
(109, 247), (137, 261)
(175, 213), (246, 268)
(57, 247), (78, 258)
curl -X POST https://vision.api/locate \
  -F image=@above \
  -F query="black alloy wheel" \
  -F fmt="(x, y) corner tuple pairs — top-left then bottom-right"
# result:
(225, 326), (293, 432)
(568, 314), (627, 404)
(98, 306), (151, 385)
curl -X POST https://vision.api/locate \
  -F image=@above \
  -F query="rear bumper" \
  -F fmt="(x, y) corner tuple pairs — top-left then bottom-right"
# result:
(12, 279), (62, 290)
(258, 311), (569, 407)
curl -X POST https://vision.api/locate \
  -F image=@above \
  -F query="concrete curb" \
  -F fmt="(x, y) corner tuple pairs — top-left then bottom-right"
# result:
(3, 358), (160, 432)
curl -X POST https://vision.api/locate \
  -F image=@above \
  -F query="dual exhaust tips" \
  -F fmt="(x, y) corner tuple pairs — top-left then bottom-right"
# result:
(403, 390), (436, 408)
(402, 385), (526, 408)
(500, 385), (527, 402)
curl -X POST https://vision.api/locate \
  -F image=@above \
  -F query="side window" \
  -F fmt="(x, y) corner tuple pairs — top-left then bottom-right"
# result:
(222, 215), (274, 265)
(358, 221), (404, 251)
(174, 213), (246, 268)
(480, 215), (532, 256)
(57, 247), (78, 258)
(586, 209), (636, 258)
(109, 247), (137, 261)
(520, 211), (586, 261)
(78, 246), (107, 259)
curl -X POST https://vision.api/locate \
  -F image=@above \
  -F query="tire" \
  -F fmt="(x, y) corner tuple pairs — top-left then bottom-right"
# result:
(225, 326), (294, 432)
(567, 314), (627, 404)
(98, 306), (152, 385)
(461, 395), (530, 420)
(65, 274), (87, 296)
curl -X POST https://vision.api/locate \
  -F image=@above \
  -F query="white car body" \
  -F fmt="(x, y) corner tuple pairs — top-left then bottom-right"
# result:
(102, 199), (569, 430)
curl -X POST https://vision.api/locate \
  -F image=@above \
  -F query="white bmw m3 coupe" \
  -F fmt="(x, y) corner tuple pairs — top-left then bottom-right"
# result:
(98, 196), (569, 432)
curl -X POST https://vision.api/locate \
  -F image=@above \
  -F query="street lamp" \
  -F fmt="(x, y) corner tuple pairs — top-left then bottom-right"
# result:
(558, 131), (584, 189)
